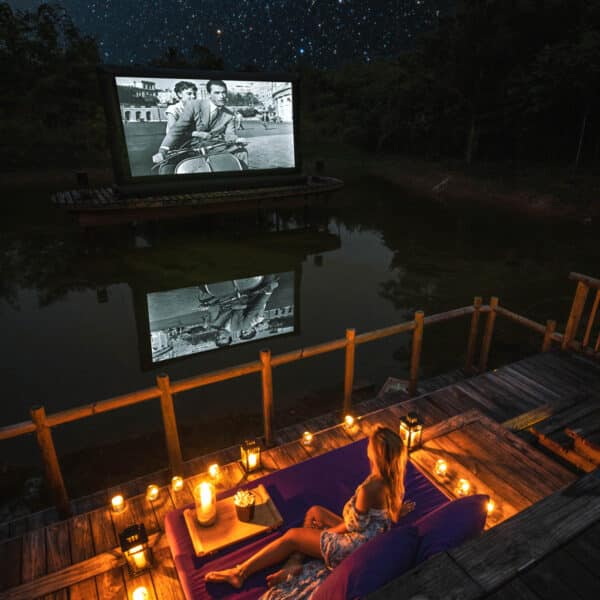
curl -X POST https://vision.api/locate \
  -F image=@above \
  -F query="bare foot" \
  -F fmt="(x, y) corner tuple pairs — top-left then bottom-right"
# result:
(205, 566), (244, 588)
(266, 565), (302, 587)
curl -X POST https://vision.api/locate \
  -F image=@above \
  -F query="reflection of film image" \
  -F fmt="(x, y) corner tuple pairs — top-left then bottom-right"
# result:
(148, 272), (295, 363)
(115, 77), (295, 177)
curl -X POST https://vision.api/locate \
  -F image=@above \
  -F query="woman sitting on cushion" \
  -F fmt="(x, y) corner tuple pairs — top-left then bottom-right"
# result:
(206, 425), (411, 595)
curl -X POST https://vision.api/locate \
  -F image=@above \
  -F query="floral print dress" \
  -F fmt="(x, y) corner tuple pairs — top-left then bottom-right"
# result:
(260, 483), (392, 600)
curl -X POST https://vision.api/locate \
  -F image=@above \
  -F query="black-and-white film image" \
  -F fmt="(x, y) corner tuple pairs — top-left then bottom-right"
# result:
(115, 76), (296, 177)
(148, 272), (295, 363)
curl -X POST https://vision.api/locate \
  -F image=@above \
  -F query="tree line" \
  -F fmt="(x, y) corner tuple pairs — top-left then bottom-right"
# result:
(1, 1), (599, 170)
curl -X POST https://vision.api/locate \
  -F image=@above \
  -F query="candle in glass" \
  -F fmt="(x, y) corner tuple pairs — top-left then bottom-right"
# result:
(302, 431), (313, 446)
(208, 463), (220, 481)
(434, 459), (448, 477)
(171, 476), (184, 492)
(132, 587), (149, 600)
(486, 498), (495, 515)
(195, 482), (217, 526)
(111, 494), (125, 513)
(146, 484), (159, 502)
(344, 414), (355, 429)
(457, 478), (471, 496)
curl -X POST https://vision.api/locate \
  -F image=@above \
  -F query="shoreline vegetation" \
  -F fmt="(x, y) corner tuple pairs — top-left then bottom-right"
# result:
(3, 150), (599, 224)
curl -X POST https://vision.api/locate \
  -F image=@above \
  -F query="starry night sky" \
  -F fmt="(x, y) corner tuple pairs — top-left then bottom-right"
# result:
(8, 1), (455, 69)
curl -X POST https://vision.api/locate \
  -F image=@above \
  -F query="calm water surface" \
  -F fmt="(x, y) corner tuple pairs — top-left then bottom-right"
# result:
(1, 175), (598, 479)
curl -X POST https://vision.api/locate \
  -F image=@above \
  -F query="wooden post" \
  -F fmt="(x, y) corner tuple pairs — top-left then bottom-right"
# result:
(465, 296), (482, 373)
(582, 289), (600, 349)
(562, 281), (589, 350)
(260, 349), (274, 447)
(479, 297), (498, 372)
(30, 406), (71, 518)
(343, 328), (356, 415)
(542, 319), (557, 352)
(156, 374), (184, 476)
(409, 311), (424, 397)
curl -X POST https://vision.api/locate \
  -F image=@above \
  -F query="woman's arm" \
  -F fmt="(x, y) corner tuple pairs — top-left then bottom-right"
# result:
(326, 521), (348, 534)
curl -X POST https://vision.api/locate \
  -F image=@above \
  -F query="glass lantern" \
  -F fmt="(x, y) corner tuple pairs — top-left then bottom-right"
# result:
(119, 523), (153, 576)
(240, 440), (262, 473)
(399, 412), (423, 451)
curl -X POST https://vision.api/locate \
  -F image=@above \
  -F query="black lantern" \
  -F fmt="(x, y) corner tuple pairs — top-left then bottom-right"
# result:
(240, 439), (262, 473)
(399, 412), (423, 451)
(119, 523), (153, 576)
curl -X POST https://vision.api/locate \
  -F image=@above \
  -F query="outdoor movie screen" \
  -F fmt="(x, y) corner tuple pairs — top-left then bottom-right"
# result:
(147, 272), (295, 364)
(114, 76), (297, 178)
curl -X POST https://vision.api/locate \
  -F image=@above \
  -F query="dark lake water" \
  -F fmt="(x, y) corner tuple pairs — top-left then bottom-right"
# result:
(1, 172), (599, 495)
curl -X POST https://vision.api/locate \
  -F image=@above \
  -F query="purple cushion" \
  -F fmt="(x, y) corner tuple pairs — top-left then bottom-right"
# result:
(413, 494), (488, 563)
(311, 525), (419, 600)
(165, 438), (450, 600)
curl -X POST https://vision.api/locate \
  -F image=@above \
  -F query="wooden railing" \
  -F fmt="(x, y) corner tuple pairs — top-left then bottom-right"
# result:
(1, 272), (597, 518)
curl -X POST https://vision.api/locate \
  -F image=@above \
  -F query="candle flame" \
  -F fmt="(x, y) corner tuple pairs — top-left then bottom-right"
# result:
(146, 485), (159, 502)
(132, 587), (149, 600)
(111, 494), (125, 512)
(344, 415), (355, 427)
(434, 459), (448, 476)
(208, 464), (220, 479)
(486, 499), (495, 515)
(171, 476), (184, 492)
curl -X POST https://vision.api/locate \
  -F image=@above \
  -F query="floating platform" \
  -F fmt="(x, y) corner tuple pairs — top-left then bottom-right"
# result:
(50, 176), (344, 226)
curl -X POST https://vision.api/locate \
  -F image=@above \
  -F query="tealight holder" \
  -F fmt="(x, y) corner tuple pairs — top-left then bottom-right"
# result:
(434, 459), (448, 478)
(146, 484), (159, 502)
(171, 476), (184, 493)
(111, 494), (126, 513)
(301, 431), (314, 446)
(208, 463), (220, 481)
(456, 478), (471, 496)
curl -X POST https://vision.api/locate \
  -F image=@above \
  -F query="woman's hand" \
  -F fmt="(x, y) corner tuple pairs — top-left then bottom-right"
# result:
(399, 500), (416, 518)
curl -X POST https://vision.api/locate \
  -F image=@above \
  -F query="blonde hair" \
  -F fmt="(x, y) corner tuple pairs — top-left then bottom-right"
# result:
(369, 425), (408, 522)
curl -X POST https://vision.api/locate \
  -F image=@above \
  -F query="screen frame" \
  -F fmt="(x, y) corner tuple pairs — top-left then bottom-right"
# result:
(134, 268), (302, 371)
(98, 65), (302, 188)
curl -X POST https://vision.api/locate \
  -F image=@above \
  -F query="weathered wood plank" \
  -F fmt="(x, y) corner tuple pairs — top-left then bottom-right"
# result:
(533, 399), (600, 436)
(522, 542), (600, 599)
(450, 469), (600, 593)
(68, 514), (99, 600)
(366, 551), (484, 600)
(561, 520), (600, 582)
(44, 521), (71, 599)
(21, 528), (46, 583)
(149, 547), (185, 600)
(475, 413), (575, 487)
(453, 381), (513, 422)
(502, 401), (575, 432)
(463, 421), (570, 493)
(498, 365), (563, 402)
(484, 578), (542, 600)
(0, 537), (22, 591)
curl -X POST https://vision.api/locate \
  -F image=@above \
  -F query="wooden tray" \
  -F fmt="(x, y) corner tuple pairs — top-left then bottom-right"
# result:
(184, 484), (284, 557)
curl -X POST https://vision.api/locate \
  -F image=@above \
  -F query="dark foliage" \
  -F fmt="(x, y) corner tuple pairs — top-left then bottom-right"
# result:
(0, 2), (105, 168)
(2, 1), (600, 170)
(300, 0), (600, 166)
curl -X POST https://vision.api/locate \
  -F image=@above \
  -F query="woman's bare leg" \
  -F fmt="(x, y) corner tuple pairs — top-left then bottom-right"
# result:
(266, 505), (343, 586)
(205, 527), (323, 588)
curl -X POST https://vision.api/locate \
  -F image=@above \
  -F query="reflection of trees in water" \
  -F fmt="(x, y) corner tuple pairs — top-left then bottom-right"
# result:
(0, 227), (340, 309)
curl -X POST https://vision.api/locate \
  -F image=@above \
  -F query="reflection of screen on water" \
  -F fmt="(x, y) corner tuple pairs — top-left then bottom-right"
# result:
(147, 272), (295, 363)
(113, 75), (296, 178)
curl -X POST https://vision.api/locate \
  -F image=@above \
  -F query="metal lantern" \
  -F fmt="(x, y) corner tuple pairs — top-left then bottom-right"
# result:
(240, 440), (262, 473)
(399, 412), (423, 451)
(119, 524), (153, 576)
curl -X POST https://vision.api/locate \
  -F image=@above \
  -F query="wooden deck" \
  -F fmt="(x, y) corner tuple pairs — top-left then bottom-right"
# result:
(50, 176), (344, 226)
(1, 350), (600, 600)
